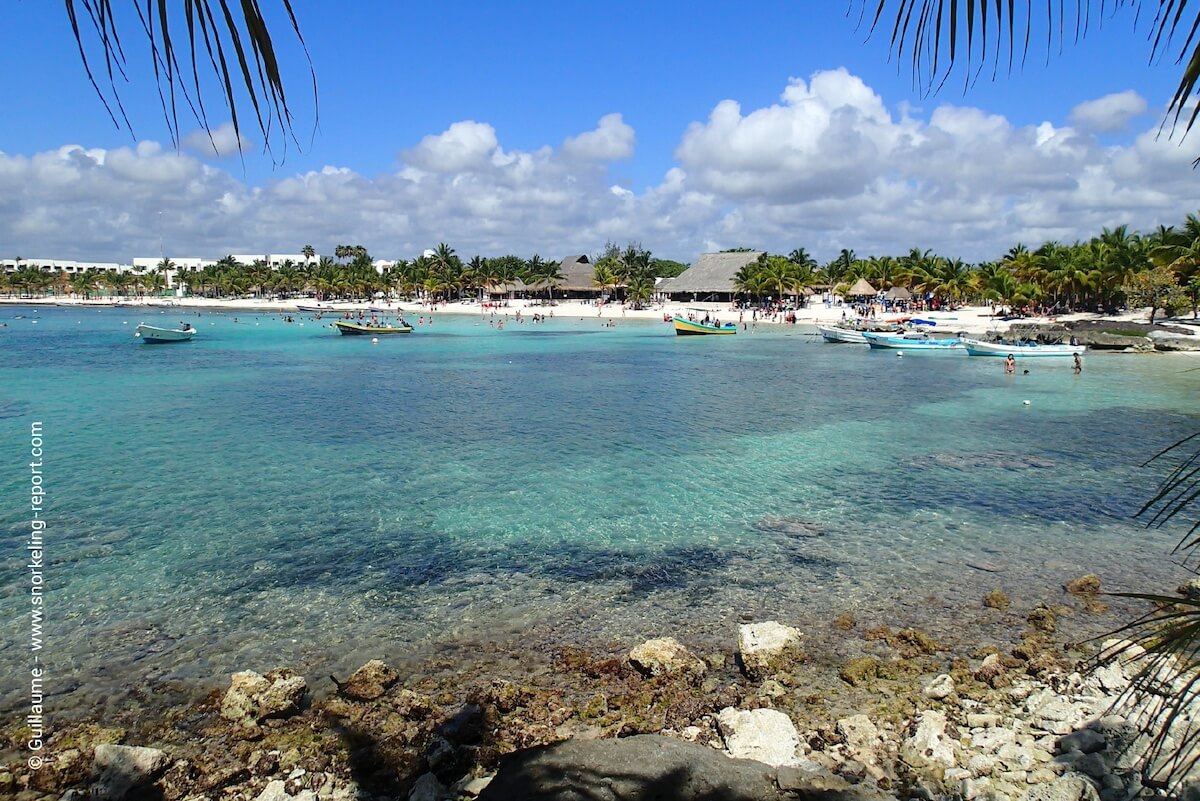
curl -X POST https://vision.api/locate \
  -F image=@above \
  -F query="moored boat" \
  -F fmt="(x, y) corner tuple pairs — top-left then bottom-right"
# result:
(863, 331), (964, 350)
(817, 325), (869, 344)
(135, 323), (195, 343)
(673, 317), (737, 336)
(297, 303), (337, 313)
(963, 339), (1087, 357)
(334, 321), (413, 335)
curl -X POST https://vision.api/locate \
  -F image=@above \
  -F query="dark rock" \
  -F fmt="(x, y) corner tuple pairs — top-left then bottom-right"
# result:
(477, 734), (897, 801)
(754, 516), (825, 538)
(1058, 729), (1107, 756)
(91, 744), (168, 801)
(917, 452), (1055, 471)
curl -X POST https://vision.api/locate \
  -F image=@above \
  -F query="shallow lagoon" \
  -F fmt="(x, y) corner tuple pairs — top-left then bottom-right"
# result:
(0, 306), (1195, 713)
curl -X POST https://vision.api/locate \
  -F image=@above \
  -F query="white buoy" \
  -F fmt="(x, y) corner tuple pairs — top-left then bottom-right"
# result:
(1023, 400), (1031, 406)
(122, 321), (128, 325)
(371, 337), (379, 344)
(31, 320), (37, 324)
(896, 351), (903, 357)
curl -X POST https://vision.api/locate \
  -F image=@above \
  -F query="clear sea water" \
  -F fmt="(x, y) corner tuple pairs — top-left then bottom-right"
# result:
(0, 306), (1196, 714)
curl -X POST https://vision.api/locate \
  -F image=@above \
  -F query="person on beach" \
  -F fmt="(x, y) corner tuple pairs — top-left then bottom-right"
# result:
(1004, 354), (1016, 374)
(1073, 354), (1082, 374)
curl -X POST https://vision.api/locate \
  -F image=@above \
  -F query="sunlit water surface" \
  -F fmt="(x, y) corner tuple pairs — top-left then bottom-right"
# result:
(0, 306), (1195, 713)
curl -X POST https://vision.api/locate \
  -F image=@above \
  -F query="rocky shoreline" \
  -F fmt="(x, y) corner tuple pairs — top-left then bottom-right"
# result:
(1004, 321), (1200, 352)
(2, 577), (1196, 801)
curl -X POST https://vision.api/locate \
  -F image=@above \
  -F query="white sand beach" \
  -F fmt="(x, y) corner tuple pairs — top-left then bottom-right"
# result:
(2, 294), (1191, 336)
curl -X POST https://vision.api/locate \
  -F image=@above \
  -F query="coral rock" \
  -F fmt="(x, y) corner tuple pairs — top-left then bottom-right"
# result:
(627, 637), (706, 677)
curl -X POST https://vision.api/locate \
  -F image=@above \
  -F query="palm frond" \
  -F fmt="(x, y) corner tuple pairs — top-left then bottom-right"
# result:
(64, 0), (316, 165)
(851, 1), (1200, 160)
(1137, 432), (1200, 564)
(1091, 593), (1200, 789)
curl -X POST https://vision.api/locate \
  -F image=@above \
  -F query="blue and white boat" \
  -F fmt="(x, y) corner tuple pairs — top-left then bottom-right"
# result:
(863, 331), (964, 350)
(963, 339), (1086, 358)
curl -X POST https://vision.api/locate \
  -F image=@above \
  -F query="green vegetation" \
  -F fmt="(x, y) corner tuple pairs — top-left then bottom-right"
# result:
(5, 213), (1200, 315)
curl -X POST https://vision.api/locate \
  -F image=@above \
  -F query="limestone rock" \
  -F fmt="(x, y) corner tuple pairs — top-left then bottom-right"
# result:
(339, 659), (399, 701)
(975, 653), (1007, 688)
(971, 728), (1016, 754)
(91, 744), (168, 801)
(628, 637), (706, 677)
(254, 781), (292, 801)
(837, 715), (885, 779)
(737, 621), (803, 679)
(1027, 774), (1102, 801)
(1179, 578), (1200, 600)
(901, 710), (957, 773)
(221, 669), (307, 727)
(717, 707), (802, 768)
(923, 673), (955, 700)
(408, 772), (447, 801)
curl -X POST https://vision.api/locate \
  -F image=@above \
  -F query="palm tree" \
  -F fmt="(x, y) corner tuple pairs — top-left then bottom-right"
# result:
(301, 244), (316, 264)
(1153, 214), (1200, 318)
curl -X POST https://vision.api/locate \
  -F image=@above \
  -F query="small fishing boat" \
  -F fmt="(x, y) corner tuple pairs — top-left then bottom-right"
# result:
(863, 332), (964, 350)
(963, 339), (1086, 358)
(673, 317), (737, 336)
(135, 323), (195, 343)
(333, 321), (413, 336)
(297, 303), (337, 313)
(817, 325), (869, 344)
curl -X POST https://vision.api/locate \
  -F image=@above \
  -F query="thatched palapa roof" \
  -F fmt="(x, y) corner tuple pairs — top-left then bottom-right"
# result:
(884, 286), (912, 300)
(556, 255), (598, 292)
(664, 251), (764, 295)
(847, 278), (877, 296)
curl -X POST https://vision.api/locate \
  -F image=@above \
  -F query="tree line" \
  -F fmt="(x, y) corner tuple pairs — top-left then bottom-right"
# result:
(3, 213), (1198, 319)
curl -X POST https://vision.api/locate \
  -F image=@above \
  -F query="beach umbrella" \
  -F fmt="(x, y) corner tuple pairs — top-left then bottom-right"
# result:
(848, 278), (876, 296)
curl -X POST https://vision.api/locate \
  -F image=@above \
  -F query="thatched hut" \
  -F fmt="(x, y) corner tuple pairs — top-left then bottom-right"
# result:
(556, 255), (603, 299)
(662, 251), (764, 302)
(847, 278), (877, 297)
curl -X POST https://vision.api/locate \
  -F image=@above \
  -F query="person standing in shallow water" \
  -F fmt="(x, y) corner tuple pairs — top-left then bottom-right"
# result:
(1073, 353), (1082, 374)
(1004, 354), (1016, 374)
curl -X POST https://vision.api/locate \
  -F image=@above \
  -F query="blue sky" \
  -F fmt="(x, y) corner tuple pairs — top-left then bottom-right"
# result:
(1, 2), (1195, 263)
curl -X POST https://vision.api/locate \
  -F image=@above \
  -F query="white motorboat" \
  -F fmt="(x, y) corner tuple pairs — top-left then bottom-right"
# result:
(135, 323), (195, 343)
(963, 339), (1087, 357)
(817, 325), (869, 343)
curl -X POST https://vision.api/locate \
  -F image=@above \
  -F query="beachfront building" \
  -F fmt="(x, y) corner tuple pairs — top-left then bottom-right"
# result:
(1, 258), (133, 275)
(661, 251), (764, 303)
(555, 255), (604, 300)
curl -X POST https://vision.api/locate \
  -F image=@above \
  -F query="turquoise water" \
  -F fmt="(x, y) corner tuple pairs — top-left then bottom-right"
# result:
(0, 306), (1196, 713)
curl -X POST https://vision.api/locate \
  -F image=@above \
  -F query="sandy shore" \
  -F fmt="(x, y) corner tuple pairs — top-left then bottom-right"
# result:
(1, 295), (1188, 337)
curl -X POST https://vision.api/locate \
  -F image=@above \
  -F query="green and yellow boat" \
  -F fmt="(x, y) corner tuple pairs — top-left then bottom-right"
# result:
(673, 317), (737, 336)
(334, 321), (413, 335)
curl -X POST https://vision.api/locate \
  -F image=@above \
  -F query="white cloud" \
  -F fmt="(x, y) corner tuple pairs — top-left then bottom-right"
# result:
(1070, 90), (1148, 133)
(182, 122), (253, 158)
(0, 77), (1197, 266)
(562, 113), (635, 161)
(402, 121), (499, 173)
